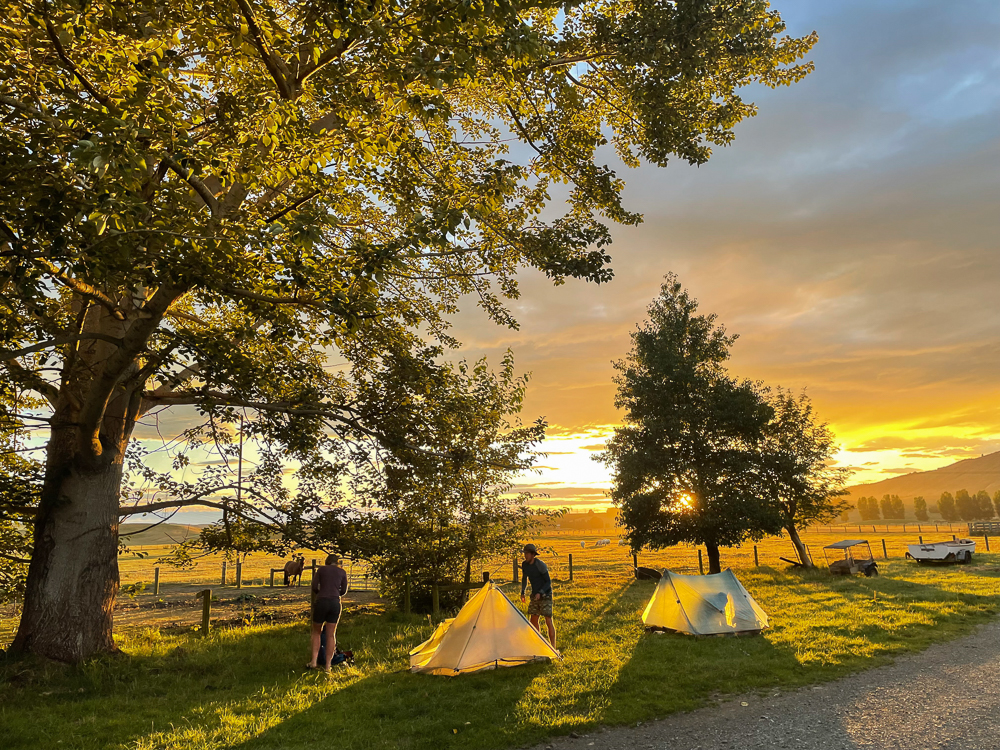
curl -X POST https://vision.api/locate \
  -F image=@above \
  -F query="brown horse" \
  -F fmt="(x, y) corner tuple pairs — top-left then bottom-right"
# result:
(283, 555), (305, 586)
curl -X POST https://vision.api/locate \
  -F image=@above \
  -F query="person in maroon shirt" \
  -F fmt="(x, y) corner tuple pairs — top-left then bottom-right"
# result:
(307, 555), (349, 671)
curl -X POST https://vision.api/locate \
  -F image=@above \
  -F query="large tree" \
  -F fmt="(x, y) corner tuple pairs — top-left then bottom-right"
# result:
(761, 389), (849, 567)
(0, 0), (814, 660)
(601, 275), (782, 574)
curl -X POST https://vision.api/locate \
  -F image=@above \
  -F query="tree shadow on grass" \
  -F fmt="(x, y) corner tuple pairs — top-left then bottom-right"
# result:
(225, 582), (650, 750)
(0, 610), (428, 750)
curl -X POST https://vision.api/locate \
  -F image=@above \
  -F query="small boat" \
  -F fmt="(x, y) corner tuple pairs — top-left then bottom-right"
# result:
(905, 539), (975, 564)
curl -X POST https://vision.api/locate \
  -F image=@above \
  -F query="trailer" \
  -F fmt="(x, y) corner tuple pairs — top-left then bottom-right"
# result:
(906, 539), (975, 564)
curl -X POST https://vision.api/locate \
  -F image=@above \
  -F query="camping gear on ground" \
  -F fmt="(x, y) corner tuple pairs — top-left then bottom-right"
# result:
(823, 540), (878, 576)
(641, 569), (769, 635)
(906, 539), (975, 564)
(409, 581), (561, 676)
(317, 631), (353, 667)
(634, 566), (662, 581)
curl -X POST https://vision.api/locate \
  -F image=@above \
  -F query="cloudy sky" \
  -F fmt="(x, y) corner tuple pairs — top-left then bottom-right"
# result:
(134, 0), (1000, 523)
(445, 0), (1000, 509)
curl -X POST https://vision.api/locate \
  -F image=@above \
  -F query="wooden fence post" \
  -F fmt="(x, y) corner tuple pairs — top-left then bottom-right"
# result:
(881, 539), (888, 559)
(632, 553), (638, 570)
(482, 571), (490, 584)
(698, 549), (704, 575)
(236, 560), (242, 590)
(200, 589), (211, 636)
(753, 546), (759, 567)
(432, 582), (440, 621)
(404, 575), (411, 616)
(221, 561), (227, 586)
(985, 535), (990, 552)
(513, 554), (519, 582)
(269, 569), (275, 587)
(919, 536), (923, 544)
(568, 553), (574, 581)
(153, 567), (160, 596)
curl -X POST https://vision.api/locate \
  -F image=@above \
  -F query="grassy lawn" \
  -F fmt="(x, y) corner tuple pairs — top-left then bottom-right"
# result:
(2, 535), (999, 750)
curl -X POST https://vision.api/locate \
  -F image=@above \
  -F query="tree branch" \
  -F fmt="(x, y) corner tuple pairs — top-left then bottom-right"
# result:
(165, 157), (219, 215)
(44, 17), (111, 105)
(233, 0), (296, 99)
(265, 189), (320, 223)
(0, 333), (122, 360)
(34, 259), (127, 320)
(2, 360), (59, 405)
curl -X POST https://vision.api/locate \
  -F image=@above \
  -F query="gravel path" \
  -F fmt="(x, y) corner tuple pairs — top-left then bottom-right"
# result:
(535, 619), (1000, 750)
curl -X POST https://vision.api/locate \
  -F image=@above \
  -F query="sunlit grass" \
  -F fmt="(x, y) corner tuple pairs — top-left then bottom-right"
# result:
(3, 544), (1000, 750)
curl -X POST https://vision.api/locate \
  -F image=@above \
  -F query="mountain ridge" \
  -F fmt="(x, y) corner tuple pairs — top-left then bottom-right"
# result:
(844, 450), (1000, 515)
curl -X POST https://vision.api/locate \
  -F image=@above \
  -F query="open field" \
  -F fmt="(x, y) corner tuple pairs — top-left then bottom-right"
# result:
(2, 529), (999, 750)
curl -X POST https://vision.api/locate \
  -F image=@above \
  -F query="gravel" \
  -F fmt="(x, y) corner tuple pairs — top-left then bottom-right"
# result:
(532, 619), (1000, 750)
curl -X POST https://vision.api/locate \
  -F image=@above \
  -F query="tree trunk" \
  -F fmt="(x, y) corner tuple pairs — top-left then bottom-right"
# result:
(12, 444), (124, 662)
(12, 301), (145, 662)
(705, 542), (722, 574)
(786, 524), (813, 567)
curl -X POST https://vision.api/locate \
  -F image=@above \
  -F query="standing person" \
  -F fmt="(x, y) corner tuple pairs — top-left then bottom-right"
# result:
(307, 555), (349, 672)
(520, 543), (555, 648)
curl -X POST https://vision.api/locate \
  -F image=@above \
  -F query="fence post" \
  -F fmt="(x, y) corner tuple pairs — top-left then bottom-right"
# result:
(236, 560), (242, 590)
(881, 539), (888, 559)
(986, 535), (990, 552)
(153, 567), (160, 596)
(432, 582), (440, 622)
(698, 549), (704, 575)
(404, 575), (411, 616)
(753, 545), (759, 567)
(568, 553), (574, 581)
(632, 552), (638, 570)
(200, 589), (211, 636)
(221, 561), (227, 586)
(919, 536), (923, 544)
(902, 523), (906, 532)
(513, 554), (519, 582)
(482, 571), (490, 585)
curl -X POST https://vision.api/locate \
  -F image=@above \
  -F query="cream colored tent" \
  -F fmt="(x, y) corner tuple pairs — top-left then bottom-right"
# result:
(409, 582), (561, 676)
(642, 569), (769, 635)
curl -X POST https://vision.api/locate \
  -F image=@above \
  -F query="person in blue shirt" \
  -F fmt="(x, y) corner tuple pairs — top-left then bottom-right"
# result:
(520, 543), (555, 648)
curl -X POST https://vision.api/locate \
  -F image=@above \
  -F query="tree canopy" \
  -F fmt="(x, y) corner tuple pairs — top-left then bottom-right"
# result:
(0, 0), (815, 660)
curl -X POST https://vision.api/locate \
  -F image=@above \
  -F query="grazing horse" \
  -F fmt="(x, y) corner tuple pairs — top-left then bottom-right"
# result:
(283, 555), (305, 586)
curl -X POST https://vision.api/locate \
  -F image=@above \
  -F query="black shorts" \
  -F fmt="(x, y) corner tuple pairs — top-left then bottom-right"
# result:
(312, 597), (342, 625)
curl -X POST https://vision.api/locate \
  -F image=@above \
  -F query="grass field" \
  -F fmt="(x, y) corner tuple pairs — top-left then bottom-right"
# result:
(2, 529), (998, 750)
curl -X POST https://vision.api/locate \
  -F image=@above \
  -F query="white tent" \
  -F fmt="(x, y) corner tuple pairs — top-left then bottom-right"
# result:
(641, 569), (769, 635)
(409, 582), (561, 676)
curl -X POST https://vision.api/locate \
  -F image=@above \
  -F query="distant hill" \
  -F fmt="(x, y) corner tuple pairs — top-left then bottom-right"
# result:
(845, 451), (1000, 518)
(119, 522), (204, 546)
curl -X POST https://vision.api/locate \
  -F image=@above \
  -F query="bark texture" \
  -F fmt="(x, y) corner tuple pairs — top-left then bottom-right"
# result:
(786, 523), (814, 568)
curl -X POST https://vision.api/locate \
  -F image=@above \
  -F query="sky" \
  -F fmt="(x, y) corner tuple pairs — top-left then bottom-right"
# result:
(443, 0), (1000, 509)
(135, 0), (1000, 523)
